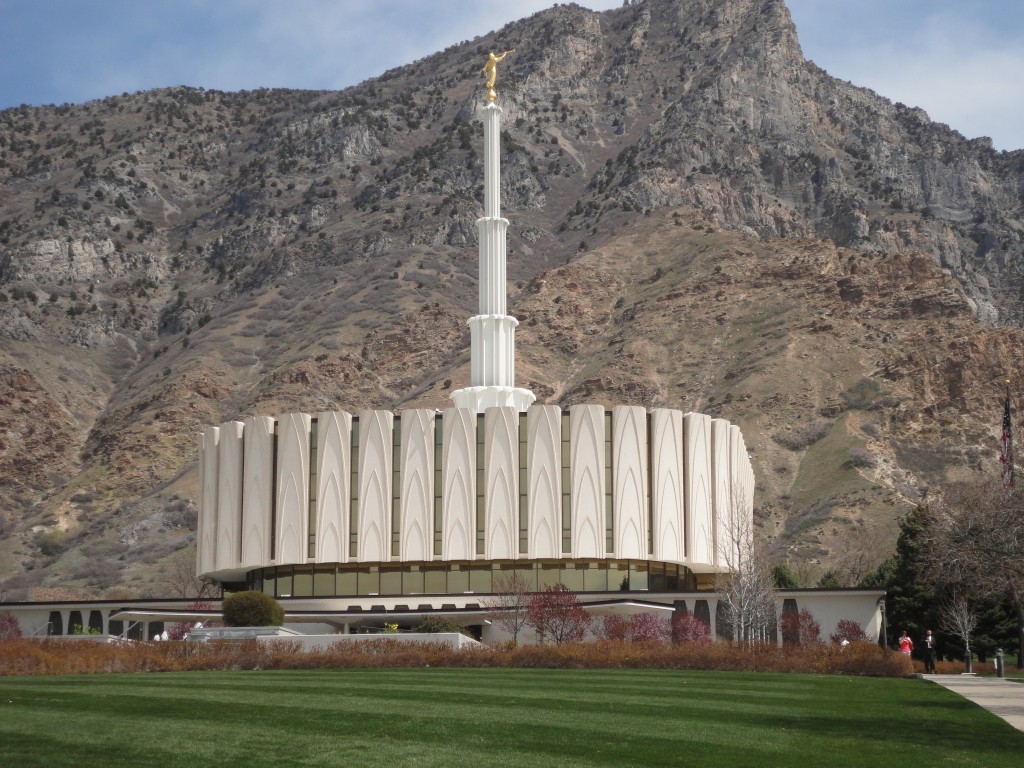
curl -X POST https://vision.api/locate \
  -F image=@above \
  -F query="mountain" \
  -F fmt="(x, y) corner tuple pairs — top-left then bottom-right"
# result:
(2, 0), (1023, 600)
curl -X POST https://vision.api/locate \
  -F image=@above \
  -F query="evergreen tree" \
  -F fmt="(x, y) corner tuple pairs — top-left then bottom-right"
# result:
(860, 508), (938, 653)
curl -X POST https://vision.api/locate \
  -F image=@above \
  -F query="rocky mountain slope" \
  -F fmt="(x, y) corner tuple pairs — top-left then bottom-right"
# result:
(1, 0), (1023, 599)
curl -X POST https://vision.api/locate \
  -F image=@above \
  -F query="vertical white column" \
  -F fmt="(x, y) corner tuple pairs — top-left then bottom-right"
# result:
(570, 405), (605, 558)
(241, 415), (274, 568)
(316, 410), (351, 564)
(215, 421), (245, 571)
(197, 427), (220, 577)
(450, 101), (535, 414)
(483, 104), (501, 219)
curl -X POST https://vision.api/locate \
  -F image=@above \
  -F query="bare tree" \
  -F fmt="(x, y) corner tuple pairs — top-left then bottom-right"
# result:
(940, 593), (978, 673)
(482, 571), (532, 645)
(831, 522), (888, 586)
(715, 484), (776, 644)
(161, 543), (218, 599)
(920, 476), (1024, 666)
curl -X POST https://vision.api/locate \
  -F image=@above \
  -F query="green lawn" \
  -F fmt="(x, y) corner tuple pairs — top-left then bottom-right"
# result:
(1, 669), (1021, 767)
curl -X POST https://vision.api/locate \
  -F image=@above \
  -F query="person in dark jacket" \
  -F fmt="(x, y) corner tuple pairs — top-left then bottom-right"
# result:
(922, 629), (937, 673)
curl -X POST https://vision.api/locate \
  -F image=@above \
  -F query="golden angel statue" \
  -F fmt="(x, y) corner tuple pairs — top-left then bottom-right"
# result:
(482, 50), (514, 102)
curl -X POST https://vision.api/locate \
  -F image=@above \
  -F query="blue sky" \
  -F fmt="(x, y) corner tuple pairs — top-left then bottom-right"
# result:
(1, 1), (1021, 150)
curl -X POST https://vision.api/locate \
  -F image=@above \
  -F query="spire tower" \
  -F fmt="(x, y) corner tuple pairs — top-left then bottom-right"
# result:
(450, 87), (535, 413)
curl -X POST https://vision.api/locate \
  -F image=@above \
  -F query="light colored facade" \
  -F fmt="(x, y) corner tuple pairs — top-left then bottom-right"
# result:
(192, 94), (763, 634)
(195, 405), (755, 595)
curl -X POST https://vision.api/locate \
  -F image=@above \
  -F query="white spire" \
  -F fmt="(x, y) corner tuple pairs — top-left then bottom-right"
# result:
(450, 103), (535, 414)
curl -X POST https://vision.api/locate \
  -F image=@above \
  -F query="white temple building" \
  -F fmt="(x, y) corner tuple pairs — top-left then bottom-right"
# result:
(1, 74), (883, 646)
(186, 89), (784, 642)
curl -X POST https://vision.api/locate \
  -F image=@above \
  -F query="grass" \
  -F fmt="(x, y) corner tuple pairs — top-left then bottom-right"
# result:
(2, 668), (1022, 767)
(790, 419), (873, 511)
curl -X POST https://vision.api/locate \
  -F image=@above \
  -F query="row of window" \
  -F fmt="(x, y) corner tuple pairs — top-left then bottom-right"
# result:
(247, 559), (715, 598)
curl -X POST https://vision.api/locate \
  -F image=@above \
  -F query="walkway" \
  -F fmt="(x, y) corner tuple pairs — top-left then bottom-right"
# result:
(927, 674), (1024, 732)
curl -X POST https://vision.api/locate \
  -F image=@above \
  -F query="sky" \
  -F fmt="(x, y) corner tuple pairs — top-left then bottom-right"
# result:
(0, 1), (1021, 151)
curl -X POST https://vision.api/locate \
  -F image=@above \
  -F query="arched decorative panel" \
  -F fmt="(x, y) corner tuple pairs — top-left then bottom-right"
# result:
(276, 413), (311, 566)
(215, 420), (244, 571)
(651, 409), (684, 563)
(358, 410), (392, 562)
(316, 411), (351, 564)
(241, 415), (274, 568)
(400, 409), (434, 561)
(612, 406), (647, 559)
(442, 408), (475, 560)
(684, 412), (713, 566)
(710, 419), (732, 570)
(527, 405), (560, 558)
(570, 405), (605, 558)
(485, 407), (518, 560)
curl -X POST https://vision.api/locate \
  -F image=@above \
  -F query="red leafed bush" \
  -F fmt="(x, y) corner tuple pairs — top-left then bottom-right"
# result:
(598, 614), (672, 643)
(780, 608), (821, 647)
(829, 619), (871, 645)
(671, 614), (712, 644)
(168, 600), (219, 641)
(599, 615), (630, 641)
(0, 637), (915, 677)
(0, 611), (23, 640)
(526, 585), (591, 644)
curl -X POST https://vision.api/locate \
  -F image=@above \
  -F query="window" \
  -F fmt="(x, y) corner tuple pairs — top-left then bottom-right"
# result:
(349, 419), (360, 558)
(433, 415), (443, 557)
(561, 412), (571, 553)
(391, 420), (402, 558)
(605, 411), (614, 553)
(308, 419), (318, 558)
(519, 413), (528, 555)
(476, 415), (485, 556)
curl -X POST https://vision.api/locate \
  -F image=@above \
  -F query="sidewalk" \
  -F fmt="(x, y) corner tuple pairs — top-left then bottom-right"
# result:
(927, 674), (1024, 732)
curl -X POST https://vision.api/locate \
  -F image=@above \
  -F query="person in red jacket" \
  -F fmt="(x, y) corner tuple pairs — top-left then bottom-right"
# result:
(899, 631), (914, 656)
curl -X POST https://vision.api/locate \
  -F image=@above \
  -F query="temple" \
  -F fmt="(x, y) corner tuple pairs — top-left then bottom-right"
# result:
(186, 72), (771, 641)
(0, 59), (885, 646)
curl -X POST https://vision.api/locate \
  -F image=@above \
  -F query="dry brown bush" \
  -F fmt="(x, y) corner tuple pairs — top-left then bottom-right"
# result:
(0, 638), (914, 677)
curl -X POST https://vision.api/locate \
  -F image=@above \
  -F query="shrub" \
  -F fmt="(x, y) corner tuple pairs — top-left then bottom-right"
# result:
(842, 378), (882, 410)
(0, 638), (916, 677)
(598, 614), (671, 643)
(35, 529), (67, 556)
(414, 617), (473, 638)
(780, 608), (821, 647)
(168, 600), (217, 640)
(772, 422), (830, 451)
(830, 619), (871, 645)
(599, 615), (630, 641)
(222, 591), (284, 627)
(0, 611), (23, 640)
(671, 614), (711, 644)
(527, 585), (591, 644)
(847, 448), (876, 468)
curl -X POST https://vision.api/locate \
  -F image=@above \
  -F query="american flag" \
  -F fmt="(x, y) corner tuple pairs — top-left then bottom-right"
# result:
(1000, 387), (1014, 489)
